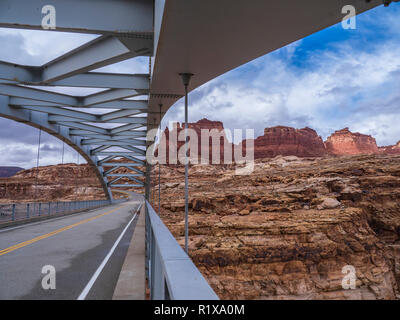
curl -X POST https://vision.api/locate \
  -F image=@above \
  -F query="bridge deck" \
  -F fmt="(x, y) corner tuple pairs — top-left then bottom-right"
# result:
(0, 198), (141, 299)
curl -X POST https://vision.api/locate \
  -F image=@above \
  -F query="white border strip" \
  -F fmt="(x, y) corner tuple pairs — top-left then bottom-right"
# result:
(77, 204), (141, 300)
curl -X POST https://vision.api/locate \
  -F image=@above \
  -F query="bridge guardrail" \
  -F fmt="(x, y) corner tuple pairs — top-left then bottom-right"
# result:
(0, 199), (117, 224)
(145, 201), (219, 300)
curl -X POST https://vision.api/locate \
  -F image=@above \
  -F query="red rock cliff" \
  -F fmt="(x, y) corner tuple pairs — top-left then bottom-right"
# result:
(241, 126), (327, 158)
(157, 118), (232, 164)
(325, 128), (379, 155)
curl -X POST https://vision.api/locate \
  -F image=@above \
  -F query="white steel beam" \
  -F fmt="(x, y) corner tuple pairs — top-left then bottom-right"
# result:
(0, 0), (153, 35)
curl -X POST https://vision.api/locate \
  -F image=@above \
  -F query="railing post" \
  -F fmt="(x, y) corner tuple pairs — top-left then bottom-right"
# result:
(38, 203), (42, 216)
(27, 203), (30, 219)
(48, 202), (51, 215)
(12, 204), (15, 221)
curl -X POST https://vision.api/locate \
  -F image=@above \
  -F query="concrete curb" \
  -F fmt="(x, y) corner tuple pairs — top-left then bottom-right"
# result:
(113, 201), (146, 300)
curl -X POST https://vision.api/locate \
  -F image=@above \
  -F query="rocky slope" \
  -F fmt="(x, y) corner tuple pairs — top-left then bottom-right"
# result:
(2, 155), (400, 299)
(158, 118), (232, 164)
(153, 155), (400, 300)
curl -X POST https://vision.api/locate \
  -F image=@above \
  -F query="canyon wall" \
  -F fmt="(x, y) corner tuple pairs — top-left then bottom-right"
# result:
(158, 118), (232, 164)
(0, 164), (106, 203)
(156, 155), (400, 300)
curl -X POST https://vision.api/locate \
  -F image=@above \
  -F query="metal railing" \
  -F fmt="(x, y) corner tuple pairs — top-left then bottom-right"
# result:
(145, 201), (219, 300)
(0, 199), (115, 223)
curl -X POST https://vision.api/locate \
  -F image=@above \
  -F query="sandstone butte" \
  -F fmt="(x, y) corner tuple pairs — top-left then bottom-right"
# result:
(156, 118), (231, 164)
(154, 154), (400, 300)
(325, 128), (379, 155)
(242, 126), (327, 158)
(0, 164), (108, 203)
(157, 119), (400, 162)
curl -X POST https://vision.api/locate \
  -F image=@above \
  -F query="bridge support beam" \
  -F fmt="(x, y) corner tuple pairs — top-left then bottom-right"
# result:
(0, 95), (113, 200)
(0, 0), (153, 35)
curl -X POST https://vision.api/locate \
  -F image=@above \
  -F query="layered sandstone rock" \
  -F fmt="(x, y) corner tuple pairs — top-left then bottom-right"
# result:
(154, 155), (400, 300)
(325, 128), (379, 155)
(0, 164), (107, 203)
(242, 126), (327, 158)
(157, 118), (232, 164)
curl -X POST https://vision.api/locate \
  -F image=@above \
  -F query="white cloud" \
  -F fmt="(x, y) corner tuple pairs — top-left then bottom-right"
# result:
(0, 28), (97, 65)
(163, 31), (400, 146)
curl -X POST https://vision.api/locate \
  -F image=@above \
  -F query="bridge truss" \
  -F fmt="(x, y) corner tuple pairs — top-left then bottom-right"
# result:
(0, 0), (155, 199)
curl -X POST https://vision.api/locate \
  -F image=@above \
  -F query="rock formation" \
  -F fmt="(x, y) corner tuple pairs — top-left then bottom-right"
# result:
(157, 119), (400, 161)
(242, 126), (327, 158)
(154, 154), (400, 300)
(157, 118), (233, 164)
(0, 164), (107, 203)
(325, 128), (379, 155)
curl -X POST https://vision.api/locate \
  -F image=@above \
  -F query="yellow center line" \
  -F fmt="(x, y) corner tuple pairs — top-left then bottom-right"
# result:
(0, 204), (127, 257)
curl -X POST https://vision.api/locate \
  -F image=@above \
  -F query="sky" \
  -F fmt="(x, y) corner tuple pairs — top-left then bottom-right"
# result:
(0, 3), (400, 169)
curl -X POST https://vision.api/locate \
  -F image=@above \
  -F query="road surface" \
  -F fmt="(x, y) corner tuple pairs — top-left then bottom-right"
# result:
(0, 195), (142, 300)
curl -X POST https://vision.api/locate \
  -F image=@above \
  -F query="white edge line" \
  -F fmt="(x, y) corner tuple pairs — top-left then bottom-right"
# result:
(77, 203), (142, 300)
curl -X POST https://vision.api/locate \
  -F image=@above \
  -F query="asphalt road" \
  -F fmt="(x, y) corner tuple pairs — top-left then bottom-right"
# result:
(0, 196), (142, 300)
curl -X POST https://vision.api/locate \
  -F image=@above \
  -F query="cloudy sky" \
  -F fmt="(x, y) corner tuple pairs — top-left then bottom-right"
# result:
(1, 3), (400, 169)
(164, 3), (400, 145)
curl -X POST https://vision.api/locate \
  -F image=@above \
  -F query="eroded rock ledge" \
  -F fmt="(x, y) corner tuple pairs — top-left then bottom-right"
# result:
(156, 155), (400, 300)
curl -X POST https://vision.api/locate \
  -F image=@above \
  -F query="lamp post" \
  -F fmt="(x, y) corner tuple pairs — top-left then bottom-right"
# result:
(179, 73), (193, 254)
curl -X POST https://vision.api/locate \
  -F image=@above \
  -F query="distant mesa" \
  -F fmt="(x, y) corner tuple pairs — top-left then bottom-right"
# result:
(242, 126), (327, 158)
(0, 166), (24, 178)
(157, 119), (400, 162)
(325, 127), (379, 155)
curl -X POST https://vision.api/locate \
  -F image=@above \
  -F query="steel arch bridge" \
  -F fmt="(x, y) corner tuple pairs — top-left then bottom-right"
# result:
(0, 1), (154, 199)
(0, 0), (392, 201)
